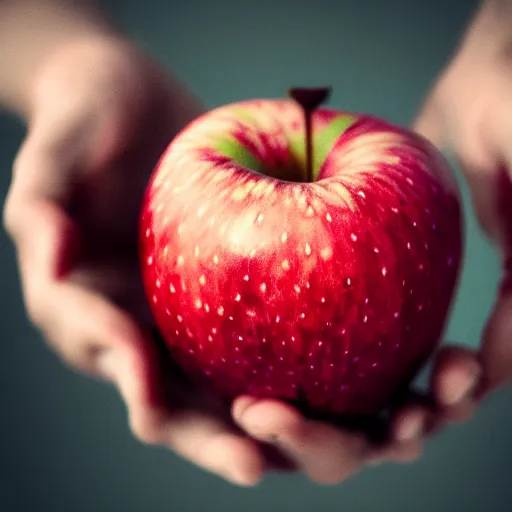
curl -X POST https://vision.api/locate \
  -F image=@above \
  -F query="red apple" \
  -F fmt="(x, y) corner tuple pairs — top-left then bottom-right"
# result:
(139, 90), (463, 418)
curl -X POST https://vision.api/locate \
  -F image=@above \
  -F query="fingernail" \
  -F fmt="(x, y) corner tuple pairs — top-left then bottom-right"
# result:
(233, 397), (280, 443)
(397, 415), (424, 442)
(444, 366), (481, 405)
(232, 396), (259, 425)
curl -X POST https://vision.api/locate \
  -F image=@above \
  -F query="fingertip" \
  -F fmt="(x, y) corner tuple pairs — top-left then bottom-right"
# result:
(432, 347), (481, 406)
(207, 434), (265, 487)
(392, 406), (427, 443)
(233, 397), (307, 443)
(231, 395), (259, 425)
(391, 442), (424, 464)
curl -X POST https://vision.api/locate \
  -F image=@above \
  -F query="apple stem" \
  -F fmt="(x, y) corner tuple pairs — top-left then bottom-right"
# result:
(288, 87), (331, 182)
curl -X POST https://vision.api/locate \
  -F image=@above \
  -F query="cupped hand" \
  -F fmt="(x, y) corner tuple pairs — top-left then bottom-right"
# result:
(3, 34), (478, 487)
(2, 36), (273, 486)
(399, 2), (512, 454)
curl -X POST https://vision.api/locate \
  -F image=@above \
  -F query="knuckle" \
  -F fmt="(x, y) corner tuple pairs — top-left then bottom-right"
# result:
(35, 318), (103, 375)
(24, 291), (49, 329)
(56, 342), (102, 375)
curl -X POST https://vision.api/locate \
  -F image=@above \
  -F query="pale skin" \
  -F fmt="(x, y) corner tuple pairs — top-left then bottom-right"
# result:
(0, 0), (510, 486)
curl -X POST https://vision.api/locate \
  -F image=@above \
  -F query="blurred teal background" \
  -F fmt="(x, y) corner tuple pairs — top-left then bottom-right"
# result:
(1, 0), (510, 510)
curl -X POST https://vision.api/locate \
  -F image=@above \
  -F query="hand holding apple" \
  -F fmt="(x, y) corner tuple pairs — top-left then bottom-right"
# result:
(140, 88), (463, 431)
(410, 0), (512, 440)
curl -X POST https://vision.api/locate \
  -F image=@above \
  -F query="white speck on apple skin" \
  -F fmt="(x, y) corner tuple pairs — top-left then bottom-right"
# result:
(320, 247), (333, 260)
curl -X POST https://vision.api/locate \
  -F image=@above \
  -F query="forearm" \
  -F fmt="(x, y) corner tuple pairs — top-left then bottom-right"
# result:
(0, 0), (118, 115)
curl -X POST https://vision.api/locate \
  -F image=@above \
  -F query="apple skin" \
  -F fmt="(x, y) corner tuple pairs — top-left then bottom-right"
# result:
(139, 99), (463, 417)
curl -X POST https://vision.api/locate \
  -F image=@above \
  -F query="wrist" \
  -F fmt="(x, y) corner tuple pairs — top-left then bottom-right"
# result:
(0, 1), (121, 118)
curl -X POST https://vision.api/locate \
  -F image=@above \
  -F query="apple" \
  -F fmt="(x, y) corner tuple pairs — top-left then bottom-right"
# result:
(139, 88), (463, 420)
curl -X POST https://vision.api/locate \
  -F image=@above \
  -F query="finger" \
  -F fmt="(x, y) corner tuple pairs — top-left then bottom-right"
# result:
(5, 197), (78, 290)
(156, 409), (265, 487)
(473, 99), (512, 394)
(232, 396), (371, 485)
(4, 127), (83, 284)
(8, 127), (78, 206)
(3, 190), (148, 380)
(100, 330), (267, 487)
(363, 400), (429, 467)
(479, 290), (512, 396)
(112, 351), (266, 486)
(430, 345), (482, 408)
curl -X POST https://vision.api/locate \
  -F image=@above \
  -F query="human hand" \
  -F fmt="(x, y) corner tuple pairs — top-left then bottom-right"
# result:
(2, 36), (279, 484)
(405, 0), (512, 449)
(2, 30), (458, 487)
